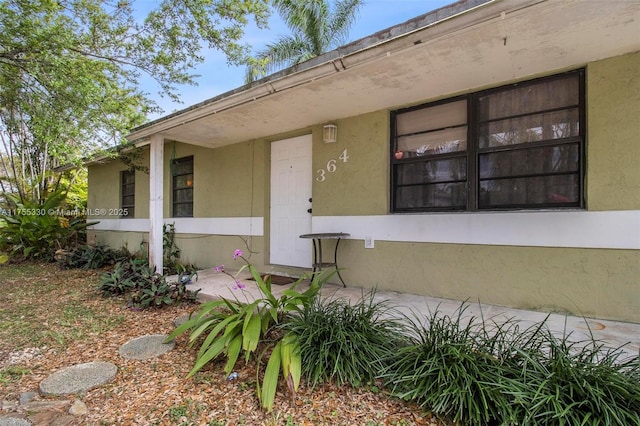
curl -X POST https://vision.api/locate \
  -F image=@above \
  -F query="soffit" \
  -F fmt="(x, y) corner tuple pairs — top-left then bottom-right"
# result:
(127, 0), (640, 148)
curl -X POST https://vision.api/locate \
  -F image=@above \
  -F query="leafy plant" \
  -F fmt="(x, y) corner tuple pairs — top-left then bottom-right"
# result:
(57, 244), (130, 270)
(0, 191), (97, 261)
(99, 258), (200, 309)
(168, 249), (331, 412)
(283, 291), (407, 388)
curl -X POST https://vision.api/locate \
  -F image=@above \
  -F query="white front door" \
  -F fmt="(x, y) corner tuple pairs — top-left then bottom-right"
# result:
(270, 135), (313, 267)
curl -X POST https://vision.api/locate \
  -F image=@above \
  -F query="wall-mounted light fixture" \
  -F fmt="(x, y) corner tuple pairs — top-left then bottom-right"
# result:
(322, 124), (337, 143)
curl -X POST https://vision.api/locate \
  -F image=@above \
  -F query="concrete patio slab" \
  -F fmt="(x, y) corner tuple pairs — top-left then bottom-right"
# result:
(186, 267), (640, 358)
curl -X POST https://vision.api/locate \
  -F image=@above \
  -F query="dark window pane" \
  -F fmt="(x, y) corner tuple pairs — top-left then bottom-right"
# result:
(396, 158), (467, 185)
(122, 172), (135, 184)
(479, 174), (579, 208)
(173, 160), (193, 175)
(390, 70), (583, 213)
(479, 109), (580, 148)
(172, 157), (193, 218)
(395, 182), (467, 210)
(174, 188), (193, 203)
(122, 183), (135, 196)
(478, 75), (579, 121)
(479, 144), (579, 179)
(396, 100), (466, 134)
(397, 127), (467, 157)
(122, 195), (135, 207)
(121, 171), (135, 219)
(174, 203), (193, 217)
(174, 174), (193, 189)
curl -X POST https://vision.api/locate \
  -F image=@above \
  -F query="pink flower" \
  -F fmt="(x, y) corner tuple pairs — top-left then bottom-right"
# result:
(232, 280), (246, 290)
(232, 249), (243, 260)
(214, 264), (225, 273)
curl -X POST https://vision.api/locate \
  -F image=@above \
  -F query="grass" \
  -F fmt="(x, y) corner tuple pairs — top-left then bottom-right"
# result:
(284, 290), (407, 388)
(0, 365), (31, 385)
(0, 262), (125, 351)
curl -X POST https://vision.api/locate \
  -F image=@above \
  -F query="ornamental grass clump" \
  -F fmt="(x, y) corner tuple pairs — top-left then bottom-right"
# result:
(380, 304), (530, 425)
(284, 291), (408, 388)
(520, 332), (640, 426)
(380, 302), (640, 426)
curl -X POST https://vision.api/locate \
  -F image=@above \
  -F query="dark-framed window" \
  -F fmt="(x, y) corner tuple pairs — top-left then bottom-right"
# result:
(391, 69), (585, 212)
(172, 156), (193, 217)
(120, 170), (135, 218)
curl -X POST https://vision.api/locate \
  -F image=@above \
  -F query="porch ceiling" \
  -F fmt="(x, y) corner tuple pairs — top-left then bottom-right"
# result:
(127, 0), (640, 149)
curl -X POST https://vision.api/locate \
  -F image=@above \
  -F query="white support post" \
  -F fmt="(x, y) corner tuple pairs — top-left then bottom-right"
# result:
(149, 133), (164, 273)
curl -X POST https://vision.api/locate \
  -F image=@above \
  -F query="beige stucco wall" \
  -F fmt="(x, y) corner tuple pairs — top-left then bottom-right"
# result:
(87, 148), (150, 219)
(338, 241), (639, 322)
(90, 230), (148, 254)
(312, 111), (389, 215)
(160, 141), (266, 218)
(586, 51), (640, 210)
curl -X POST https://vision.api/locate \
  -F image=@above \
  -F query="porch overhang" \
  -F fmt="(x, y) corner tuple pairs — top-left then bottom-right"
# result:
(126, 0), (640, 148)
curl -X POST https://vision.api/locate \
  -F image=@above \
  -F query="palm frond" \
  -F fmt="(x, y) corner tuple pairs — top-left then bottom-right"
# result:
(245, 0), (363, 82)
(245, 34), (310, 82)
(327, 0), (363, 48)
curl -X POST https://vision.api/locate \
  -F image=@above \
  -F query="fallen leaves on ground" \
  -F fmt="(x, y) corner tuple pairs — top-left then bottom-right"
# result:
(0, 263), (447, 425)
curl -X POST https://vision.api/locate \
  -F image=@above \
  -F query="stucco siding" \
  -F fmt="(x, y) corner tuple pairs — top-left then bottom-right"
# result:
(164, 141), (265, 218)
(338, 240), (640, 323)
(586, 51), (640, 210)
(90, 230), (148, 254)
(312, 111), (389, 216)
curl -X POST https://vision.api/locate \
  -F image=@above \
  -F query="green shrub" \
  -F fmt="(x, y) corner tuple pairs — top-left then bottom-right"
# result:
(380, 305), (542, 425)
(99, 258), (199, 309)
(57, 244), (130, 270)
(284, 291), (407, 388)
(0, 191), (97, 261)
(163, 222), (196, 275)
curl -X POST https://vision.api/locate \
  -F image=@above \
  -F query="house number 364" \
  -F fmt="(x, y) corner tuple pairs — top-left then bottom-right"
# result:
(316, 149), (349, 182)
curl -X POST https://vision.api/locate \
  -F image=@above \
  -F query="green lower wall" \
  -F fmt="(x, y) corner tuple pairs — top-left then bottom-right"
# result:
(338, 240), (640, 323)
(90, 230), (148, 254)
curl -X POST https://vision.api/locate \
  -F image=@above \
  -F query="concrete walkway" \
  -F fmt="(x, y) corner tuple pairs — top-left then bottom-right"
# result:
(188, 267), (640, 359)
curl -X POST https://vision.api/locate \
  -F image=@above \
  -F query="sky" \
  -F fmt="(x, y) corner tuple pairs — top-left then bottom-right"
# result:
(146, 0), (453, 120)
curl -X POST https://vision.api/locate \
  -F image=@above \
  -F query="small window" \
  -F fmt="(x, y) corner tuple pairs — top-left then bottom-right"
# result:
(120, 170), (135, 218)
(172, 156), (193, 217)
(391, 70), (584, 212)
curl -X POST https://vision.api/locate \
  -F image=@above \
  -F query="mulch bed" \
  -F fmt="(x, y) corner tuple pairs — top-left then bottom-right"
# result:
(0, 264), (446, 425)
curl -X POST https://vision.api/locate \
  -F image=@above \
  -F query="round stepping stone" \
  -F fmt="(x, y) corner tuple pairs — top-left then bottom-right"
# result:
(39, 362), (117, 396)
(118, 334), (175, 360)
(0, 418), (32, 426)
